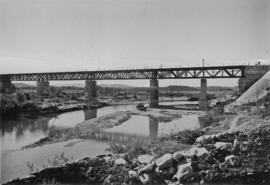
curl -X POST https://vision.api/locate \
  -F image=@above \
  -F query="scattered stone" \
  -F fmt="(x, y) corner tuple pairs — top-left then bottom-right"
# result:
(215, 132), (235, 143)
(173, 151), (186, 163)
(225, 155), (239, 166)
(128, 170), (138, 178)
(172, 163), (193, 182)
(114, 158), (128, 166)
(138, 162), (155, 174)
(162, 166), (177, 178)
(139, 173), (151, 184)
(155, 153), (174, 170)
(103, 156), (112, 162)
(195, 135), (215, 145)
(181, 146), (209, 158)
(137, 154), (154, 164)
(4, 125), (270, 185)
(214, 142), (233, 151)
(104, 174), (117, 185)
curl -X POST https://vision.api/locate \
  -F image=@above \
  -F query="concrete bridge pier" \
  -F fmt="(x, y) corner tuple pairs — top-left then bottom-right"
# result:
(36, 80), (50, 97)
(149, 79), (159, 108)
(199, 78), (208, 111)
(0, 75), (15, 94)
(85, 80), (97, 103)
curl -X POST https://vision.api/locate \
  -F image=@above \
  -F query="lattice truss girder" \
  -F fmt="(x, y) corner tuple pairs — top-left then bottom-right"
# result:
(5, 66), (245, 81)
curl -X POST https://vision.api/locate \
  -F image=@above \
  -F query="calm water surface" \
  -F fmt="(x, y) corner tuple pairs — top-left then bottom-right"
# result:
(1, 101), (200, 183)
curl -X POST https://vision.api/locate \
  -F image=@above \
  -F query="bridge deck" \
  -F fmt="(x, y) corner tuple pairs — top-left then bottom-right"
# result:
(0, 65), (246, 81)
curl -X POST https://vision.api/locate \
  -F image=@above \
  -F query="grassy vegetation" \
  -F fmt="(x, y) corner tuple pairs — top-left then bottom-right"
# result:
(26, 152), (73, 174)
(107, 129), (204, 158)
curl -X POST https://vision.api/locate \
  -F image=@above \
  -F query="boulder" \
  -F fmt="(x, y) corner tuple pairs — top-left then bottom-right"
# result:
(155, 166), (162, 176)
(225, 155), (239, 166)
(180, 146), (209, 158)
(162, 166), (177, 177)
(137, 154), (154, 164)
(214, 142), (233, 151)
(173, 151), (186, 163)
(215, 132), (235, 143)
(195, 135), (215, 145)
(128, 170), (138, 178)
(103, 174), (117, 185)
(103, 156), (112, 162)
(138, 162), (155, 174)
(155, 153), (174, 170)
(172, 162), (193, 182)
(114, 158), (128, 166)
(139, 173), (151, 184)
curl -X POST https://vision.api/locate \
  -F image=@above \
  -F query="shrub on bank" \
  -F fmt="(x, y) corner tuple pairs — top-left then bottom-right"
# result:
(106, 130), (201, 158)
(0, 95), (20, 118)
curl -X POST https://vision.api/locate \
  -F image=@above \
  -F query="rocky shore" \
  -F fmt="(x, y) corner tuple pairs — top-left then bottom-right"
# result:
(6, 124), (270, 185)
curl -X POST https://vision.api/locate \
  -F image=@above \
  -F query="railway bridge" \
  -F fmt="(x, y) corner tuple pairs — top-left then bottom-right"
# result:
(1, 65), (269, 110)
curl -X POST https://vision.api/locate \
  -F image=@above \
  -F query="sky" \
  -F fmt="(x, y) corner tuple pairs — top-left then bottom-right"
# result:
(0, 0), (269, 87)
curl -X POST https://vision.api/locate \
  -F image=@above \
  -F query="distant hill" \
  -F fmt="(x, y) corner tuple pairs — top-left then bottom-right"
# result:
(207, 86), (234, 91)
(164, 85), (233, 91)
(99, 84), (134, 89)
(13, 82), (234, 91)
(165, 85), (198, 91)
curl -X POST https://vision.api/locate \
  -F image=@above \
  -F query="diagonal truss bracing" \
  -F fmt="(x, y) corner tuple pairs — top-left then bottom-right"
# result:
(1, 65), (246, 81)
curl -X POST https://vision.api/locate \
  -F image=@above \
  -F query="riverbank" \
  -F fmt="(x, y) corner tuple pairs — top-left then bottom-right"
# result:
(4, 93), (270, 185)
(0, 94), (110, 119)
(5, 124), (270, 185)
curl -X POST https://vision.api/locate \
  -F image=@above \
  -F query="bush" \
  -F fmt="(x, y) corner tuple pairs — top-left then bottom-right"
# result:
(0, 95), (20, 118)
(162, 129), (205, 145)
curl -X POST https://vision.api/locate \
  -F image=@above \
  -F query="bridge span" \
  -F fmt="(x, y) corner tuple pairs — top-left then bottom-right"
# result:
(1, 65), (269, 110)
(1, 65), (245, 81)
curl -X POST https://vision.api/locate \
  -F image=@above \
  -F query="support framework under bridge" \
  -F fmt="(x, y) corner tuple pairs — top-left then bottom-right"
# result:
(1, 65), (269, 111)
(2, 65), (246, 81)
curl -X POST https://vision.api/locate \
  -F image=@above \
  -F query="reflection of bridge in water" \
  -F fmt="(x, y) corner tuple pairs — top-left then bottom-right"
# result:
(83, 108), (212, 143)
(83, 109), (158, 143)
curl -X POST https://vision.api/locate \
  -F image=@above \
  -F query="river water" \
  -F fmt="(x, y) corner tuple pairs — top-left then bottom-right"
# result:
(1, 101), (200, 183)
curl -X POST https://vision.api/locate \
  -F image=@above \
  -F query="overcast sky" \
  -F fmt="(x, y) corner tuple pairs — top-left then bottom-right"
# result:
(0, 0), (269, 87)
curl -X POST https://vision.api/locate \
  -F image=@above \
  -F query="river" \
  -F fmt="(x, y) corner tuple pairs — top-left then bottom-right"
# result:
(1, 101), (200, 183)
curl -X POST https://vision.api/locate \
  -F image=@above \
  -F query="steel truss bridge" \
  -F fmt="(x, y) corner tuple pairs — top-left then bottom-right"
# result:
(1, 65), (246, 81)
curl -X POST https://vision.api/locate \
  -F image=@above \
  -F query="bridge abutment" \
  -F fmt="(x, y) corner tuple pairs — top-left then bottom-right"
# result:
(239, 65), (270, 94)
(199, 78), (208, 111)
(0, 75), (15, 94)
(36, 80), (50, 97)
(149, 79), (159, 108)
(85, 80), (97, 103)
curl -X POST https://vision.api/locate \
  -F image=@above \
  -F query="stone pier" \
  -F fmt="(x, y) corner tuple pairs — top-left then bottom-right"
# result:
(149, 79), (159, 108)
(199, 78), (208, 111)
(85, 80), (97, 103)
(36, 80), (50, 97)
(0, 75), (15, 94)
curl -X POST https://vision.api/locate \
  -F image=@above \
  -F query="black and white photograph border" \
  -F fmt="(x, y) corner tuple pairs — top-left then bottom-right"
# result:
(0, 0), (270, 184)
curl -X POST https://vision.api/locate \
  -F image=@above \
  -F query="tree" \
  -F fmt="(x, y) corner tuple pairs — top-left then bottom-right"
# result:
(16, 92), (25, 107)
